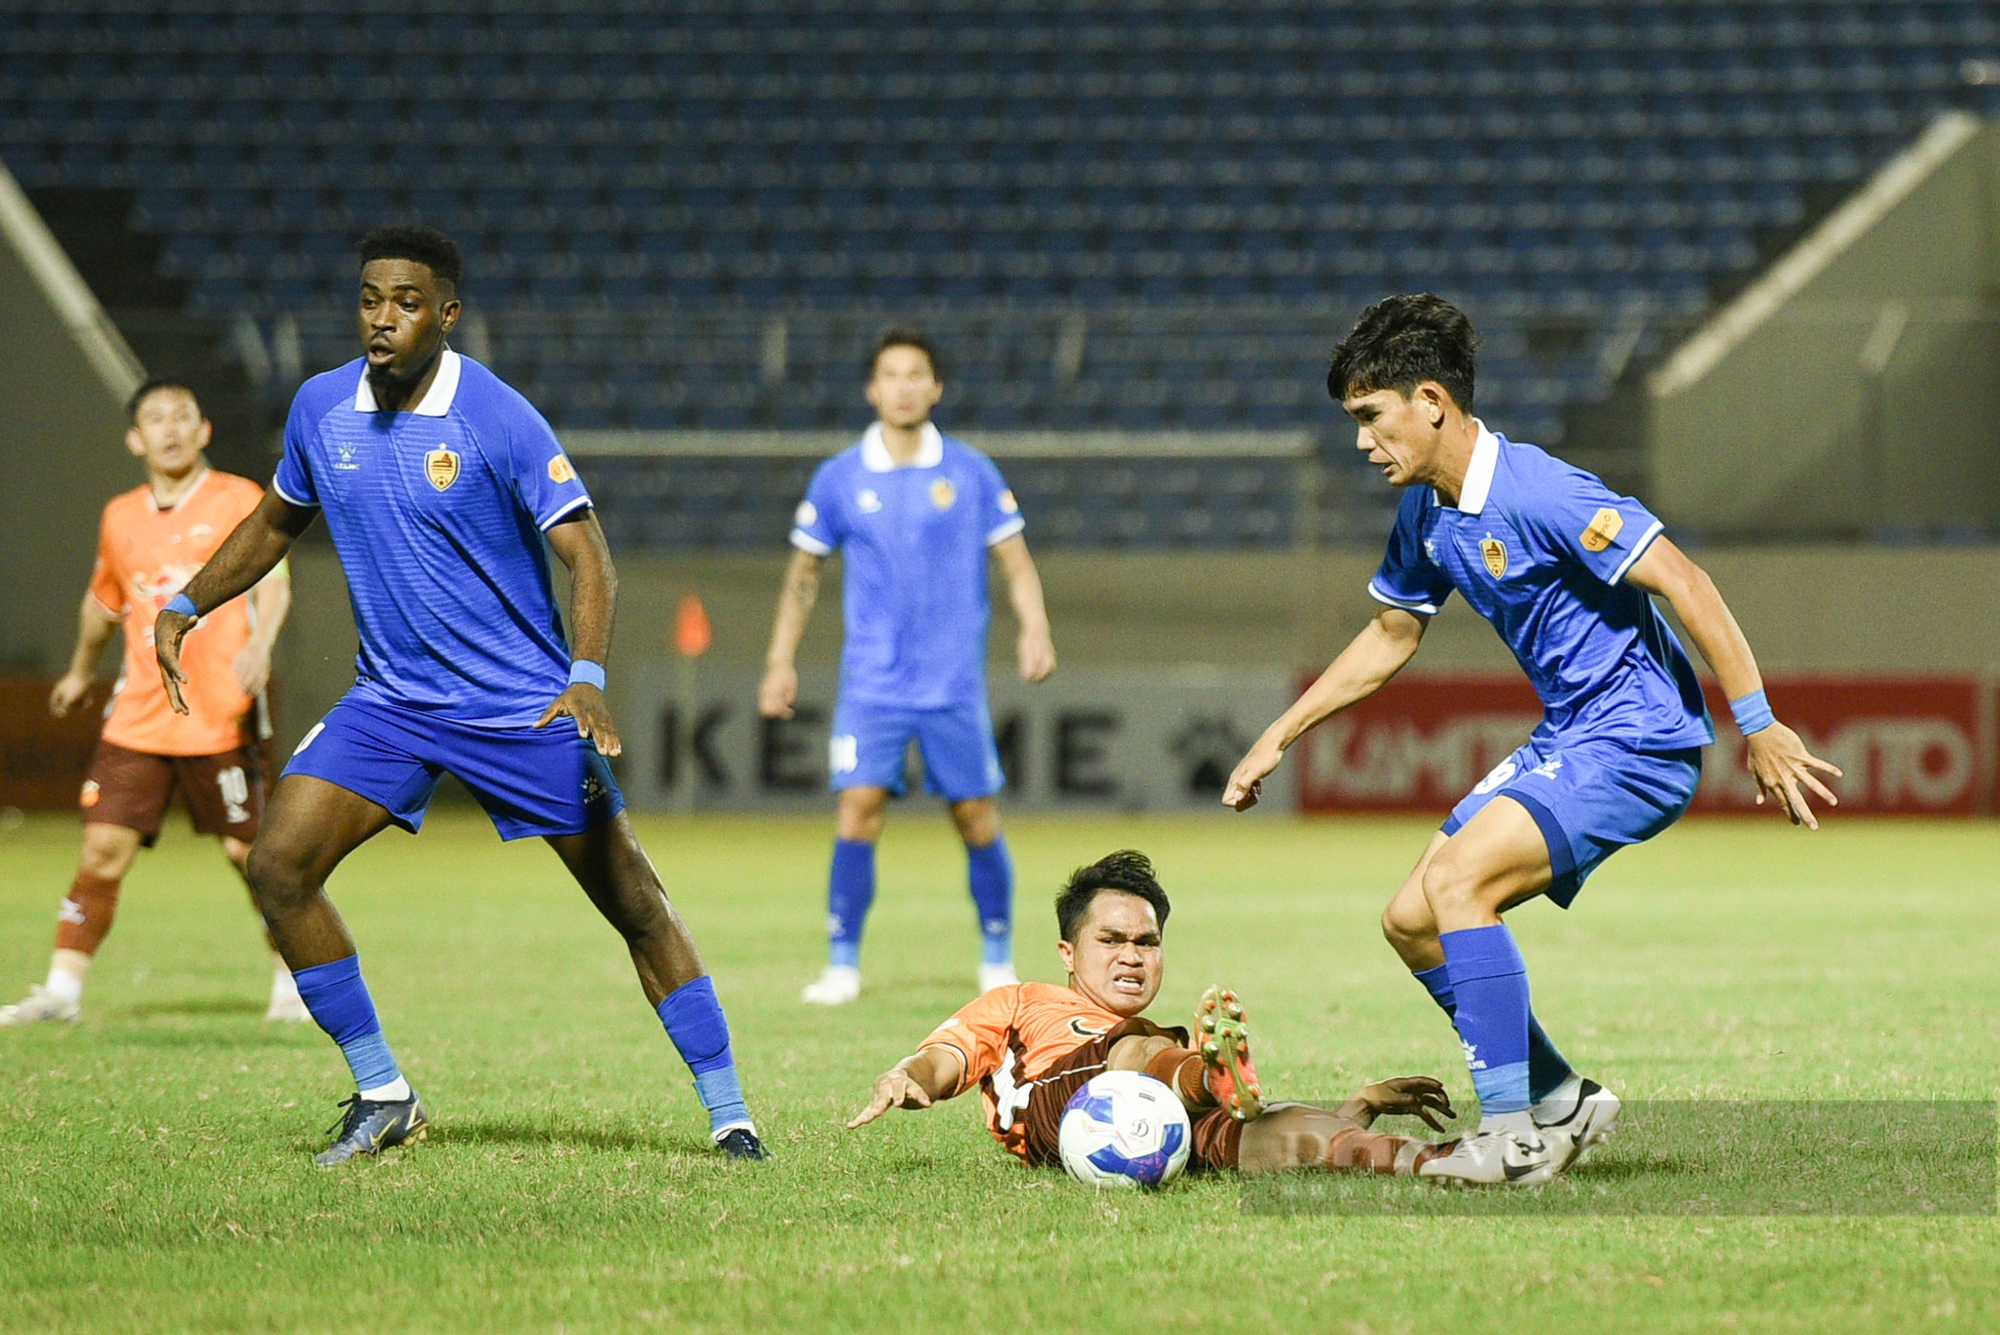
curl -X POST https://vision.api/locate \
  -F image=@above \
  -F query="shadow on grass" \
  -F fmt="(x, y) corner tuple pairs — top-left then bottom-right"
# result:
(435, 1117), (699, 1156)
(118, 998), (268, 1019)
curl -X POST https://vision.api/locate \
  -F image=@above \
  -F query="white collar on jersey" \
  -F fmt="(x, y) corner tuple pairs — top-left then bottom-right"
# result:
(859, 420), (944, 472)
(353, 348), (462, 416)
(1435, 419), (1499, 514)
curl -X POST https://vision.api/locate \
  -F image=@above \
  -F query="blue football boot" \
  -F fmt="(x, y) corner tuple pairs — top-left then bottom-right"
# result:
(315, 1091), (430, 1167)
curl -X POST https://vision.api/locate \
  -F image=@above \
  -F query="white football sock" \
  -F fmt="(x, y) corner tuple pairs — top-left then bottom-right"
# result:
(359, 1076), (412, 1102)
(43, 966), (85, 1006)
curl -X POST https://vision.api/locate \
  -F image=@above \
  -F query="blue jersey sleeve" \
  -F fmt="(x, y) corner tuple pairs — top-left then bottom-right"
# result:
(790, 459), (845, 555)
(271, 390), (321, 509)
(1368, 488), (1454, 615)
(1526, 465), (1666, 586)
(979, 455), (1025, 547)
(503, 403), (593, 531)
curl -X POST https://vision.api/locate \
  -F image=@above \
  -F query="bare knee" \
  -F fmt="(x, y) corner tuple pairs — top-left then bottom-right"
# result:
(950, 798), (999, 847)
(836, 787), (889, 843)
(1420, 847), (1486, 922)
(244, 835), (319, 916)
(77, 824), (140, 879)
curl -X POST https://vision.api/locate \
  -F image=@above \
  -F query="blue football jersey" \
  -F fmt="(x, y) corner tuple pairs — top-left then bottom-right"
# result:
(790, 423), (1025, 710)
(273, 351), (593, 726)
(1369, 425), (1713, 751)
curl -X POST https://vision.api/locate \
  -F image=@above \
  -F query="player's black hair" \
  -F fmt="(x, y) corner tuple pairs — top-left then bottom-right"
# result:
(357, 225), (463, 293)
(1056, 850), (1172, 944)
(127, 377), (202, 424)
(867, 325), (945, 381)
(1326, 292), (1479, 413)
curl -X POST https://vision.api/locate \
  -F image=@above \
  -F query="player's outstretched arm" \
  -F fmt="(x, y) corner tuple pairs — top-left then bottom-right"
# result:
(847, 1046), (965, 1129)
(155, 491), (316, 715)
(992, 534), (1056, 682)
(1332, 1076), (1456, 1132)
(539, 511), (621, 757)
(1625, 537), (1841, 828)
(758, 548), (821, 719)
(1222, 605), (1428, 810)
(51, 592), (121, 717)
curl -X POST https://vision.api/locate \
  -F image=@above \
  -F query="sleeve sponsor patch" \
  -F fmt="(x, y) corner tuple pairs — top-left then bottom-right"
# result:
(795, 500), (818, 527)
(1580, 507), (1624, 552)
(998, 489), (1019, 514)
(548, 455), (577, 484)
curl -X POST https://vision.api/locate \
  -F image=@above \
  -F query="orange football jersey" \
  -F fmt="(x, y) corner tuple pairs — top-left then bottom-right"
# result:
(88, 470), (266, 756)
(919, 982), (1130, 1162)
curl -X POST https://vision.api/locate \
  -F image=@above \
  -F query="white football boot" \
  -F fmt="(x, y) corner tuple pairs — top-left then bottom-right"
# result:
(0, 984), (81, 1026)
(977, 962), (1019, 993)
(1532, 1075), (1621, 1170)
(800, 964), (862, 1005)
(1418, 1123), (1559, 1186)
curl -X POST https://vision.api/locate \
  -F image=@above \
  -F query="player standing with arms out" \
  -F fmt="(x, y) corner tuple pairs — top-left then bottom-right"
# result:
(155, 227), (765, 1165)
(760, 329), (1057, 1005)
(2, 380), (296, 1026)
(1224, 295), (1839, 1185)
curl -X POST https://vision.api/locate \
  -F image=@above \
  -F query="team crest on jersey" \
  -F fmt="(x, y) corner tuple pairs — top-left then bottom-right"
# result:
(1581, 506), (1624, 552)
(930, 478), (957, 510)
(1480, 537), (1509, 579)
(548, 454), (577, 484)
(857, 489), (882, 514)
(424, 447), (460, 491)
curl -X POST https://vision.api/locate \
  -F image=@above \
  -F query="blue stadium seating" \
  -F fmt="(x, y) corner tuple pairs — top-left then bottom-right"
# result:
(4, 1), (1997, 545)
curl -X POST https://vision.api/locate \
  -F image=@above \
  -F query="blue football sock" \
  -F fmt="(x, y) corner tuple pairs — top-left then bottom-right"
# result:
(965, 836), (1013, 966)
(656, 975), (752, 1138)
(1441, 925), (1532, 1117)
(1527, 1013), (1573, 1104)
(1415, 961), (1570, 1102)
(826, 839), (876, 969)
(293, 955), (403, 1094)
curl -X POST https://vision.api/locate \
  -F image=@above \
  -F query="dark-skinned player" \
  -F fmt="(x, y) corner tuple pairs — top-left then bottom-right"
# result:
(154, 226), (766, 1166)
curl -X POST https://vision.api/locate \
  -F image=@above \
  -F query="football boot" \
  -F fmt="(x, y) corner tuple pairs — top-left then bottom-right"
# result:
(1195, 984), (1264, 1121)
(715, 1127), (770, 1160)
(0, 984), (80, 1026)
(314, 1091), (430, 1167)
(800, 965), (861, 1006)
(1418, 1125), (1558, 1186)
(1532, 1075), (1621, 1170)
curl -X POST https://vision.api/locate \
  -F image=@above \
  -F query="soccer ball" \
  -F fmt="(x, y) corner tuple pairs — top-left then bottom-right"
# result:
(1058, 1071), (1192, 1189)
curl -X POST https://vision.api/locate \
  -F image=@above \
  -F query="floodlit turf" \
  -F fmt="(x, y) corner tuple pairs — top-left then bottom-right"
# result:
(1, 807), (1995, 1333)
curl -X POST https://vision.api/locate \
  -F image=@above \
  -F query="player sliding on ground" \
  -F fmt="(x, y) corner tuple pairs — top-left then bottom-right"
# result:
(154, 226), (765, 1166)
(1225, 294), (1840, 1185)
(849, 850), (1460, 1177)
(762, 328), (1057, 1006)
(2, 379), (298, 1027)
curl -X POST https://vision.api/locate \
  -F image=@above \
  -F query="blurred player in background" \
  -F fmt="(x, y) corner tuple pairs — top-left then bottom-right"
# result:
(1, 380), (296, 1027)
(155, 226), (764, 1165)
(1226, 294), (1839, 1185)
(849, 850), (1459, 1176)
(761, 329), (1057, 1006)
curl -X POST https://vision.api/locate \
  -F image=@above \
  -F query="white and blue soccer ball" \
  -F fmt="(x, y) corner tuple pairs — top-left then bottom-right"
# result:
(1058, 1071), (1192, 1189)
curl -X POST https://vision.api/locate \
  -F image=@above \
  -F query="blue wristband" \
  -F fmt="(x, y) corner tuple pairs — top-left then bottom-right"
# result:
(568, 660), (607, 691)
(165, 593), (198, 618)
(1729, 688), (1775, 737)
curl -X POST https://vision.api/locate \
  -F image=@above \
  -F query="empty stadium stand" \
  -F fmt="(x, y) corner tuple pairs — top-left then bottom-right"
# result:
(4, 1), (1996, 546)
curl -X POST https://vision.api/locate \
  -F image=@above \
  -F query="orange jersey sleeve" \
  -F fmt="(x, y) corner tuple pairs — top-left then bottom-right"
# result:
(98, 472), (267, 757)
(920, 986), (1024, 1097)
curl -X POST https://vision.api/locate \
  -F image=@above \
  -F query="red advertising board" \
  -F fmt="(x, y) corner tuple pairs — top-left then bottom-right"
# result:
(1294, 674), (1990, 816)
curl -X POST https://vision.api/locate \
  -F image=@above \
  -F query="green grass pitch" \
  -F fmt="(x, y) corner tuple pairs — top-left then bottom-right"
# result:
(1, 808), (1995, 1333)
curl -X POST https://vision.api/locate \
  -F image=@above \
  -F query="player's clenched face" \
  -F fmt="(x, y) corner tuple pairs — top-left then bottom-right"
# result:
(124, 387), (211, 478)
(1344, 383), (1451, 489)
(865, 344), (944, 431)
(1058, 891), (1164, 1019)
(358, 259), (461, 384)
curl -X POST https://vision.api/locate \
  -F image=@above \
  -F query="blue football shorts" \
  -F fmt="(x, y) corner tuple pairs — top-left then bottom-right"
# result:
(282, 693), (625, 840)
(1442, 734), (1702, 908)
(828, 695), (1004, 802)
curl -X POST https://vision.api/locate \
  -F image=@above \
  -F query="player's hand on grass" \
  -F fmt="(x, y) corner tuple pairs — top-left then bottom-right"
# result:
(758, 662), (799, 719)
(154, 608), (196, 715)
(1017, 625), (1056, 682)
(232, 641), (272, 696)
(537, 683), (622, 757)
(1745, 721), (1841, 829)
(48, 671), (92, 718)
(1222, 735), (1286, 811)
(847, 1063), (937, 1128)
(1357, 1076), (1456, 1132)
